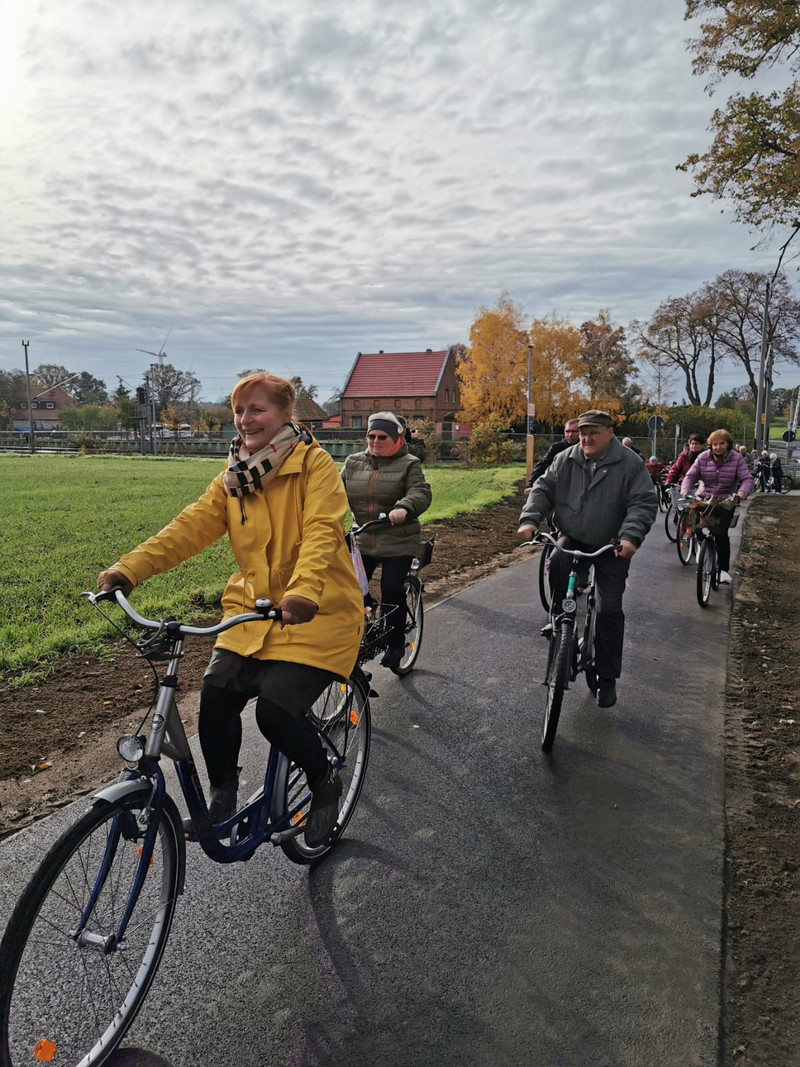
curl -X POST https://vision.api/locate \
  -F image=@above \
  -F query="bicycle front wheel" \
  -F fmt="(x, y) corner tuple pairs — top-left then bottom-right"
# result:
(391, 575), (424, 675)
(696, 538), (716, 608)
(0, 792), (182, 1067)
(275, 673), (371, 865)
(676, 514), (694, 565)
(543, 621), (573, 753)
(664, 501), (678, 542)
(538, 541), (554, 612)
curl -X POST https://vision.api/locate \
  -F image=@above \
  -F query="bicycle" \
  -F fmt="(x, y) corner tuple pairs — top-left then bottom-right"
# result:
(690, 495), (740, 608)
(349, 515), (435, 675)
(0, 590), (371, 1067)
(674, 493), (698, 565)
(528, 532), (618, 753)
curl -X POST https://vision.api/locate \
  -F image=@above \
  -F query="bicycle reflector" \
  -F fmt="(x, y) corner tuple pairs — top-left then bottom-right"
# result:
(33, 1039), (57, 1062)
(117, 734), (146, 762)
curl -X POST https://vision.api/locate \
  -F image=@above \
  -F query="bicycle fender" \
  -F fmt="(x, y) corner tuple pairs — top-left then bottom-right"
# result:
(91, 778), (152, 806)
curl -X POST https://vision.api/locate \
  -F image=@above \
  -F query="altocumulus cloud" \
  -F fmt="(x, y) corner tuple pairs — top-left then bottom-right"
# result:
(0, 0), (782, 399)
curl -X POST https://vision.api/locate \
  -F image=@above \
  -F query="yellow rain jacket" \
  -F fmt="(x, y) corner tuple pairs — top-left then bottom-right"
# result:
(111, 440), (364, 680)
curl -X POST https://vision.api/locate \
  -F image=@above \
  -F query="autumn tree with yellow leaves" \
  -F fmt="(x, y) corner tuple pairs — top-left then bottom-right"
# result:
(527, 317), (585, 428)
(457, 294), (529, 424)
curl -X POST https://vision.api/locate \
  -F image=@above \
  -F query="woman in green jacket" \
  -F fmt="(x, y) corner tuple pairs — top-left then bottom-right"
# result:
(341, 411), (432, 668)
(98, 373), (364, 848)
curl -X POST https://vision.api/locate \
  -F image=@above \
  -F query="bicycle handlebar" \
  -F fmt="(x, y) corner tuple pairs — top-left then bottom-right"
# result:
(350, 513), (389, 536)
(84, 588), (281, 636)
(521, 531), (620, 558)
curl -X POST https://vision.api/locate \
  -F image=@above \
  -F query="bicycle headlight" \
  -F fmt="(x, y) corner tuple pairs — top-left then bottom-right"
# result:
(117, 734), (145, 763)
(562, 599), (577, 613)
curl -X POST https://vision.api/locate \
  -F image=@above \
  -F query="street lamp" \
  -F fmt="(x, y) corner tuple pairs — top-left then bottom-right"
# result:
(526, 343), (535, 482)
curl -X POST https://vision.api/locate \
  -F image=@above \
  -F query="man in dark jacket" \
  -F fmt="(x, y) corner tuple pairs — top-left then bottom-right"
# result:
(525, 418), (580, 492)
(518, 410), (657, 708)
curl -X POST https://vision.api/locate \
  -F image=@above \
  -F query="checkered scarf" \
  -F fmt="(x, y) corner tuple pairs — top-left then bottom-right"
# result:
(223, 422), (309, 498)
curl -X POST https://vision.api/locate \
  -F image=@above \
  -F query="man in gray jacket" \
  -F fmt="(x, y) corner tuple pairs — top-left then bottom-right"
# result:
(517, 409), (657, 708)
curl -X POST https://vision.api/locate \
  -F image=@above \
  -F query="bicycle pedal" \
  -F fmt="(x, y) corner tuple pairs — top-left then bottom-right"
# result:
(540, 623), (553, 639)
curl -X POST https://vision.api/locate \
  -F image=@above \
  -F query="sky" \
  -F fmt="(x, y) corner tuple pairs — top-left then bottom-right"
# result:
(1, 0), (796, 405)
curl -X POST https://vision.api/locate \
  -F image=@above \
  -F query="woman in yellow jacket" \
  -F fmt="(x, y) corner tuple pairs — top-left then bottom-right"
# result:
(98, 373), (364, 848)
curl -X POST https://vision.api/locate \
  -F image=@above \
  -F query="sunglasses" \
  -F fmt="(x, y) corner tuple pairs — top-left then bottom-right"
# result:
(367, 433), (389, 441)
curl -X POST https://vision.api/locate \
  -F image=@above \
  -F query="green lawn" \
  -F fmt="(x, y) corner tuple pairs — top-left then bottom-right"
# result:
(1, 454), (523, 679)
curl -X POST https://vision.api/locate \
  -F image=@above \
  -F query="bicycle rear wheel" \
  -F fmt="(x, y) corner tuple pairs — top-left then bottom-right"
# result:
(0, 792), (182, 1067)
(542, 620), (573, 753)
(275, 673), (371, 865)
(538, 541), (554, 612)
(676, 513), (694, 565)
(696, 538), (716, 607)
(391, 575), (423, 675)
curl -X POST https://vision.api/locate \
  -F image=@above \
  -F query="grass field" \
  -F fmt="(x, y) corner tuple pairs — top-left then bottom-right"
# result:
(1, 454), (523, 679)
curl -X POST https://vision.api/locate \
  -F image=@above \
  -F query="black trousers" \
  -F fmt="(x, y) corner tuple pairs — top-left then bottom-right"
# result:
(198, 654), (338, 789)
(361, 554), (413, 651)
(546, 536), (631, 680)
(709, 510), (735, 570)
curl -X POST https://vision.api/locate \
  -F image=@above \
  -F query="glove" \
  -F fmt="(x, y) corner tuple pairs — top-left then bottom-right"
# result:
(277, 595), (318, 625)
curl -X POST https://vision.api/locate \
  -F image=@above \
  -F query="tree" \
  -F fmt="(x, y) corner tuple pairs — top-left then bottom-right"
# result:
(709, 269), (800, 396)
(633, 289), (724, 407)
(289, 376), (318, 400)
(680, 2), (800, 248)
(142, 363), (201, 415)
(32, 363), (71, 388)
(322, 387), (343, 416)
(70, 372), (109, 406)
(528, 317), (585, 427)
(576, 311), (635, 410)
(458, 294), (529, 424)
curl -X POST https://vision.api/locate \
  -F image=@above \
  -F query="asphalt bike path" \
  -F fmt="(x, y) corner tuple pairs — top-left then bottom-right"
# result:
(0, 511), (740, 1066)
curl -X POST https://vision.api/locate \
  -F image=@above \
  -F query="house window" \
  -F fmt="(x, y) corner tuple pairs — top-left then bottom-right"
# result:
(352, 416), (362, 429)
(46, 401), (55, 409)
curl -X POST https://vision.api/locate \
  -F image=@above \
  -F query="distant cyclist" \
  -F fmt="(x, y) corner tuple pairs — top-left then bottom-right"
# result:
(680, 428), (753, 586)
(341, 412), (432, 668)
(524, 418), (580, 494)
(518, 410), (657, 709)
(664, 433), (707, 487)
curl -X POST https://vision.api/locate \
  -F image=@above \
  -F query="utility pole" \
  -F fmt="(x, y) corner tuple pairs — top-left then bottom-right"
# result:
(762, 344), (775, 449)
(149, 367), (158, 457)
(526, 344), (535, 483)
(754, 281), (770, 453)
(21, 340), (35, 455)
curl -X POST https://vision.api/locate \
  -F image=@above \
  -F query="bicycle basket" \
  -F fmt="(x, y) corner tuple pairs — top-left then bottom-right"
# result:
(413, 535), (436, 571)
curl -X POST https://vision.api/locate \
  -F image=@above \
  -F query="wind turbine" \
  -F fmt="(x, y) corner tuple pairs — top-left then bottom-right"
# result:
(137, 328), (172, 366)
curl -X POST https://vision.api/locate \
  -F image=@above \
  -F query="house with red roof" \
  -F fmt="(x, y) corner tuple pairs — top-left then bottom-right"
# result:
(11, 386), (76, 431)
(341, 348), (468, 439)
(292, 395), (328, 430)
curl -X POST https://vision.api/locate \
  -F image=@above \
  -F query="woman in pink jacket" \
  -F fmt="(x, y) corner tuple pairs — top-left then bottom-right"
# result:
(681, 428), (754, 585)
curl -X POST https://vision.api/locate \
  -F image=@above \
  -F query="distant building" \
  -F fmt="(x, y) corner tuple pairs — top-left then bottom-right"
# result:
(11, 386), (76, 431)
(341, 348), (467, 439)
(293, 396), (328, 431)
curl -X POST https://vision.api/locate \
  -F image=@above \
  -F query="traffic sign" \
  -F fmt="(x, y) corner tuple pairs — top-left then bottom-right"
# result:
(782, 429), (796, 442)
(647, 415), (665, 433)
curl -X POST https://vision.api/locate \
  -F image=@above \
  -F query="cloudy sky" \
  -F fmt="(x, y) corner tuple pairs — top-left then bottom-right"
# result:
(1, 0), (793, 404)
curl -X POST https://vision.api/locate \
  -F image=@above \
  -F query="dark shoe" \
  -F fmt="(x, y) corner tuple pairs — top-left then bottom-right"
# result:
(381, 646), (404, 669)
(596, 679), (617, 708)
(305, 768), (343, 848)
(208, 774), (239, 824)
